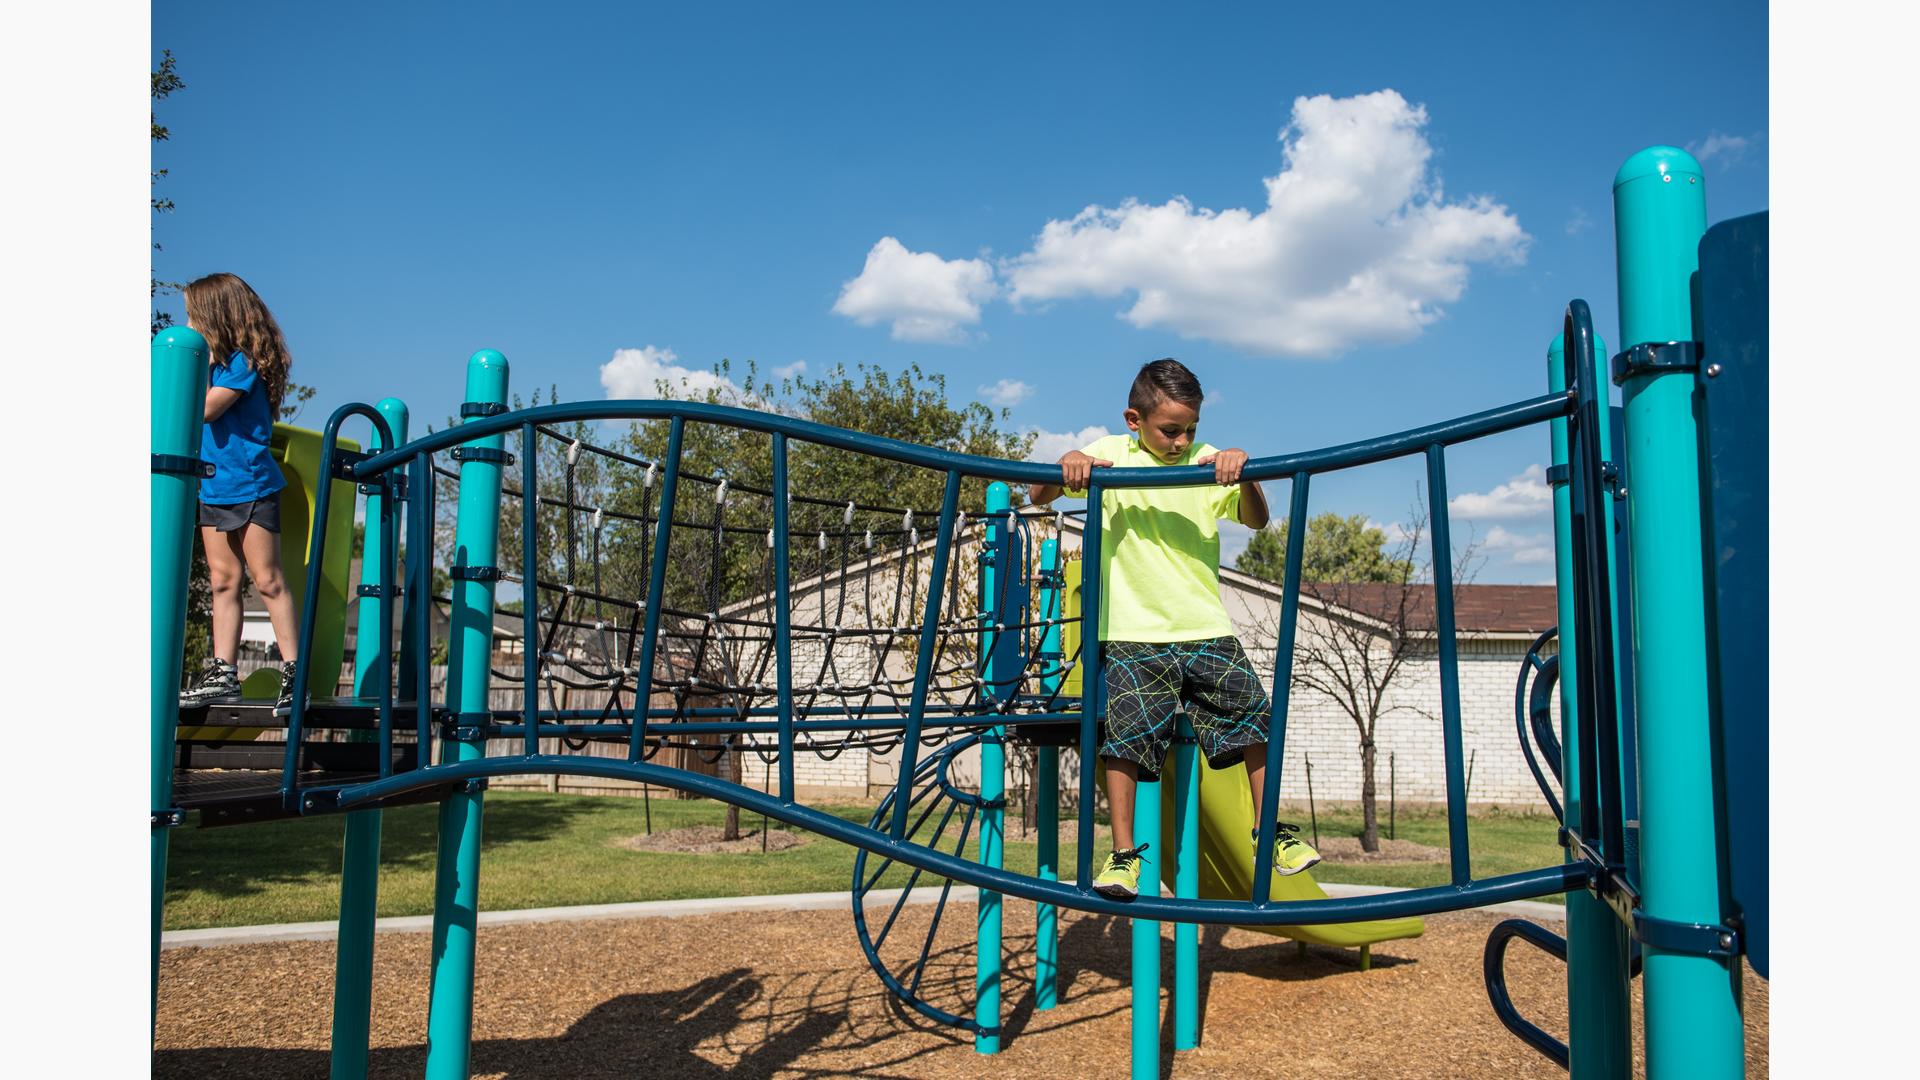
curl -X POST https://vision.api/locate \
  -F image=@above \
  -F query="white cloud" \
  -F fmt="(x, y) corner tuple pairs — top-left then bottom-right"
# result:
(979, 378), (1034, 407)
(1481, 524), (1555, 565)
(1027, 425), (1112, 463)
(1564, 207), (1593, 236)
(1689, 131), (1761, 169)
(999, 89), (1527, 358)
(831, 236), (998, 343)
(599, 345), (738, 400)
(772, 360), (808, 379)
(1449, 464), (1551, 521)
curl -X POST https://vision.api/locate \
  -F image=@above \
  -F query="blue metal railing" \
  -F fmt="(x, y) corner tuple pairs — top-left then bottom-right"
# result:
(277, 360), (1590, 925)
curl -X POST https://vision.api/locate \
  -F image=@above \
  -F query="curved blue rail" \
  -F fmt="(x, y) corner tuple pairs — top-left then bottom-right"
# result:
(319, 754), (1592, 926)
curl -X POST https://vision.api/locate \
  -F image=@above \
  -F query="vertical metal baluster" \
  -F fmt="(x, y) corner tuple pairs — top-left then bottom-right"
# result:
(1074, 481), (1102, 889)
(1253, 474), (1309, 902)
(889, 470), (961, 840)
(521, 422), (539, 757)
(630, 417), (684, 762)
(772, 433), (795, 801)
(1426, 443), (1471, 885)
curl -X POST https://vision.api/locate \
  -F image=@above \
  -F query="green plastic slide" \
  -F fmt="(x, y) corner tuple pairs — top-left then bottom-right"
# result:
(1154, 751), (1426, 948)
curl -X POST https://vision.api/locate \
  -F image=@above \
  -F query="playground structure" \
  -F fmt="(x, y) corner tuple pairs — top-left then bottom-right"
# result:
(150, 147), (1767, 1079)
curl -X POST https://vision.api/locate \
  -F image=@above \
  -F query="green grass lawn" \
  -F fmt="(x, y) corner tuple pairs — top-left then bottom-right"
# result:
(162, 793), (1564, 930)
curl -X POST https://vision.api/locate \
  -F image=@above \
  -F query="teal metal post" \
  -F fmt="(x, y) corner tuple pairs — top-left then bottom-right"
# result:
(331, 397), (408, 1080)
(152, 326), (209, 1019)
(425, 352), (509, 1080)
(1548, 337), (1632, 1080)
(1613, 146), (1744, 1078)
(1130, 773), (1163, 1079)
(1034, 537), (1061, 1010)
(975, 483), (1009, 1054)
(1172, 715), (1200, 1050)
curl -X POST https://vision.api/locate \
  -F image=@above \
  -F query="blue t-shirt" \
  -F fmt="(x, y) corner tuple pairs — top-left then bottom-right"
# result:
(199, 352), (286, 505)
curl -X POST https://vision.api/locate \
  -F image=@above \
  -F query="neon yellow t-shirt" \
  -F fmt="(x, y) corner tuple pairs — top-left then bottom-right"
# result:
(1067, 433), (1242, 643)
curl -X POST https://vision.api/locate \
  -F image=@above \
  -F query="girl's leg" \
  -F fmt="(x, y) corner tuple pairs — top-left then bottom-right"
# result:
(239, 522), (300, 662)
(203, 525), (247, 662)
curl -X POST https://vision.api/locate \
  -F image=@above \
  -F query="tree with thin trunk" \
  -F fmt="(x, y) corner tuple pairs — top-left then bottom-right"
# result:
(1237, 496), (1480, 852)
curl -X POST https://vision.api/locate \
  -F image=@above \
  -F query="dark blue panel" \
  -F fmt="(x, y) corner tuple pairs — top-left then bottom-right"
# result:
(1696, 210), (1768, 979)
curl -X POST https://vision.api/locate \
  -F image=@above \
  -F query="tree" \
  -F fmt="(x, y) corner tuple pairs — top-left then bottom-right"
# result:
(1238, 499), (1479, 852)
(1237, 512), (1411, 585)
(152, 51), (184, 337)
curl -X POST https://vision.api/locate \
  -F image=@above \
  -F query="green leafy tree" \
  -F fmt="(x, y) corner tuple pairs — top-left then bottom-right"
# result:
(1237, 512), (1412, 585)
(152, 50), (184, 337)
(1241, 498), (1479, 852)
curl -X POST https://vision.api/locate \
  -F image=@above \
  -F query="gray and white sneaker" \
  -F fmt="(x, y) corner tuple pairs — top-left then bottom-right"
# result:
(273, 660), (311, 717)
(179, 657), (242, 708)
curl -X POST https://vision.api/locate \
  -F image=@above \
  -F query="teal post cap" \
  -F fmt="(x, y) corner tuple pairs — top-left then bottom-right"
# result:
(152, 325), (208, 351)
(1613, 146), (1704, 189)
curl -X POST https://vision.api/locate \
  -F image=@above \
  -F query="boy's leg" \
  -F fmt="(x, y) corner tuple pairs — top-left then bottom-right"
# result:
(1106, 757), (1140, 852)
(1242, 742), (1268, 825)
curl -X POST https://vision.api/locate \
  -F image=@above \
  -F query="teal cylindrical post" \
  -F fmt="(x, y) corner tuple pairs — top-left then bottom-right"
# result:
(425, 351), (509, 1080)
(975, 483), (1010, 1054)
(151, 325), (209, 1019)
(1172, 717), (1199, 1050)
(330, 397), (408, 1080)
(1130, 772), (1163, 1079)
(1034, 536), (1061, 1011)
(1548, 336), (1632, 1080)
(1613, 146), (1744, 1078)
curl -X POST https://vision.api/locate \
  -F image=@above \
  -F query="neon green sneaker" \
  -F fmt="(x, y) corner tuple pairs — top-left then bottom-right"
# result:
(1256, 824), (1322, 876)
(1092, 844), (1150, 900)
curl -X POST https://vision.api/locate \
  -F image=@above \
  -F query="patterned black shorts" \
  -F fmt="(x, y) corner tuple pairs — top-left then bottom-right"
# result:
(1099, 637), (1272, 780)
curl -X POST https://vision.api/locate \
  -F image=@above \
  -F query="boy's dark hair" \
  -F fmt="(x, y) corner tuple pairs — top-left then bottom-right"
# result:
(1128, 358), (1204, 413)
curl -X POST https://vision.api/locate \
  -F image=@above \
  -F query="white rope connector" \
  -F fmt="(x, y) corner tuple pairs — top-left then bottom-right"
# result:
(766, 528), (775, 548)
(567, 439), (581, 465)
(591, 508), (604, 530)
(863, 528), (873, 549)
(715, 478), (729, 505)
(563, 583), (577, 594)
(643, 461), (657, 489)
(903, 509), (914, 532)
(817, 530), (827, 551)
(593, 620), (606, 632)
(844, 501), (855, 525)
(910, 528), (919, 546)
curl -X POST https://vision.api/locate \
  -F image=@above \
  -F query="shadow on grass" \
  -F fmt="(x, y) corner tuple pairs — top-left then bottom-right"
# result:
(165, 794), (611, 902)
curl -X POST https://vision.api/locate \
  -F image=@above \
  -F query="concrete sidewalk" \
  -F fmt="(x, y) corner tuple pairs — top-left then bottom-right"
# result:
(161, 883), (1567, 950)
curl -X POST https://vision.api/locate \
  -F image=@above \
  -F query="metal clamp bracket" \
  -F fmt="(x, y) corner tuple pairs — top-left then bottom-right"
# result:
(451, 446), (515, 467)
(151, 454), (214, 479)
(1633, 911), (1740, 960)
(326, 448), (374, 482)
(359, 474), (408, 499)
(441, 712), (496, 743)
(1610, 340), (1700, 386)
(356, 583), (402, 598)
(461, 401), (509, 419)
(1544, 465), (1570, 489)
(151, 807), (186, 828)
(449, 564), (501, 582)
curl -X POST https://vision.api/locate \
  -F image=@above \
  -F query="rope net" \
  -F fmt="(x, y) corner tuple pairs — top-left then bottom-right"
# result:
(419, 418), (1087, 769)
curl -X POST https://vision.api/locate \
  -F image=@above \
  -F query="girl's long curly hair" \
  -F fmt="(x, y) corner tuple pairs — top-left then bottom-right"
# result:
(183, 273), (292, 415)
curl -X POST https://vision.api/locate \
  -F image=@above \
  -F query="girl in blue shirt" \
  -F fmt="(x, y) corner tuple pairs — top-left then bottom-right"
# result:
(176, 273), (306, 715)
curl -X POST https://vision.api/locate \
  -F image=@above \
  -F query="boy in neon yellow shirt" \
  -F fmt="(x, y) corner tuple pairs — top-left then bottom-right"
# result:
(1030, 358), (1320, 899)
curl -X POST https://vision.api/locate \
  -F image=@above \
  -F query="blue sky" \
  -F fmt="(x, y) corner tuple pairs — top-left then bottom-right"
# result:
(150, 1), (1768, 583)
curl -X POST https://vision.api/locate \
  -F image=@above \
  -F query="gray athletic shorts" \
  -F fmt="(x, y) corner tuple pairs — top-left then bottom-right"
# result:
(199, 495), (282, 533)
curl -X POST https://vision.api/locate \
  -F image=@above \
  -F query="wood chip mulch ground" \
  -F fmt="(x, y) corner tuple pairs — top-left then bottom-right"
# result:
(156, 902), (1768, 1078)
